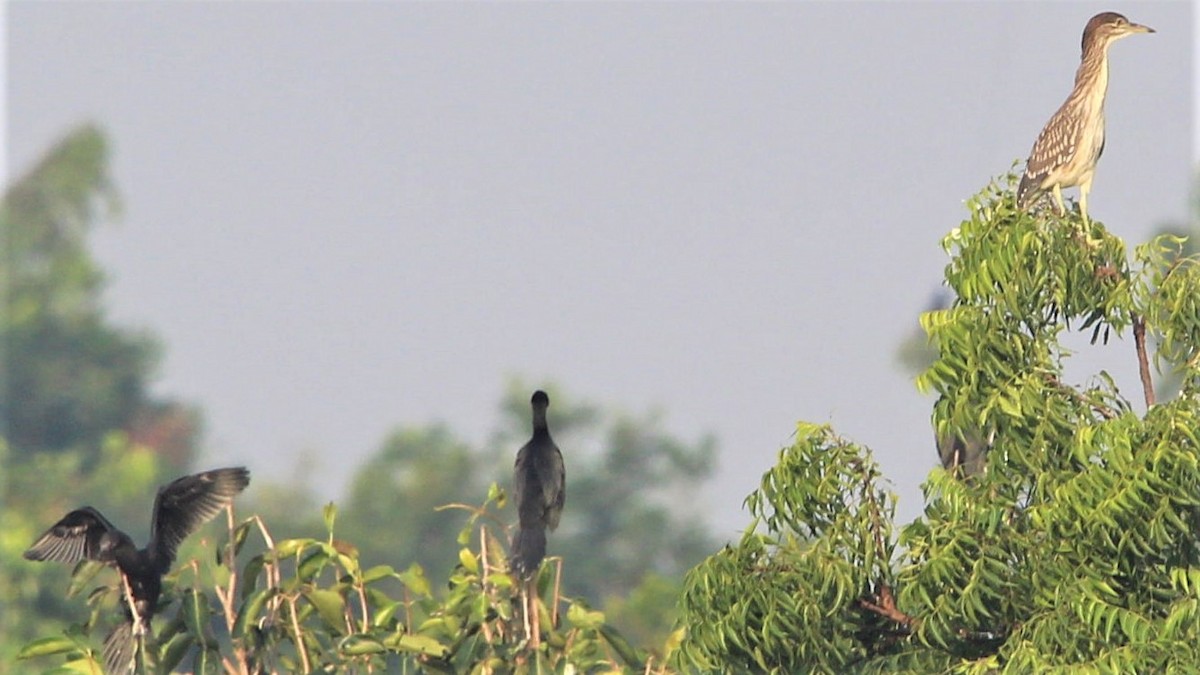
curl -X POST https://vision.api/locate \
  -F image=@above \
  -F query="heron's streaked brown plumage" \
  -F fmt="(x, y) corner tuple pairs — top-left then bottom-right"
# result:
(1016, 12), (1153, 227)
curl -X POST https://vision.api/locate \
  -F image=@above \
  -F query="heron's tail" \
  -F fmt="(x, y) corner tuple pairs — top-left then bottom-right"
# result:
(1016, 171), (1041, 209)
(511, 526), (547, 580)
(103, 621), (136, 674)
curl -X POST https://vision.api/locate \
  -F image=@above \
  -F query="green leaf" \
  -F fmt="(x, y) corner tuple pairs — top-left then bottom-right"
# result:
(43, 658), (103, 675)
(304, 588), (347, 635)
(362, 564), (397, 584)
(339, 634), (386, 656)
(233, 587), (276, 638)
(323, 501), (338, 534)
(17, 636), (78, 659)
(458, 548), (478, 574)
(67, 560), (107, 598)
(297, 549), (332, 582)
(385, 633), (449, 658)
(566, 603), (605, 630)
(599, 623), (644, 667)
(398, 563), (432, 598)
(158, 633), (194, 673)
(181, 587), (212, 639)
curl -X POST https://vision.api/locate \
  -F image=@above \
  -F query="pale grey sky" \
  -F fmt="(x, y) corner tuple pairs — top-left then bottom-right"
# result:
(6, 2), (1195, 535)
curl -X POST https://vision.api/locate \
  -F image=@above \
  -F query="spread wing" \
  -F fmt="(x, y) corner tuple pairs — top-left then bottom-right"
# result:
(24, 507), (119, 564)
(149, 467), (250, 567)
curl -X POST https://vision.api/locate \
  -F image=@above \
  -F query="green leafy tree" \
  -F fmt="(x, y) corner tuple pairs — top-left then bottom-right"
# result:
(18, 491), (665, 674)
(675, 176), (1200, 672)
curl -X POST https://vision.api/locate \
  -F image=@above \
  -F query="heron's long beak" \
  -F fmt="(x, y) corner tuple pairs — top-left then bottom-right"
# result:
(1129, 22), (1155, 35)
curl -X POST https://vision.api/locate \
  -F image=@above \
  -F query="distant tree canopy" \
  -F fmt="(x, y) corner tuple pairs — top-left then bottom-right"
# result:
(1, 125), (201, 468)
(675, 177), (1200, 672)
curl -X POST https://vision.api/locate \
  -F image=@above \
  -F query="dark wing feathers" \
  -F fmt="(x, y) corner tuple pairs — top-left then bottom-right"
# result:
(541, 443), (565, 531)
(23, 507), (118, 564)
(103, 620), (136, 674)
(149, 467), (250, 566)
(515, 439), (565, 530)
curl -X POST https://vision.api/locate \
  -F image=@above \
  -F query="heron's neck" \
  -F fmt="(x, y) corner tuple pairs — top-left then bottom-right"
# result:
(1074, 41), (1111, 105)
(532, 409), (549, 437)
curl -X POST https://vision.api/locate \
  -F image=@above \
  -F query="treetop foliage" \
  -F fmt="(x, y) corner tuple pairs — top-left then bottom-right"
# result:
(675, 175), (1200, 672)
(19, 488), (659, 674)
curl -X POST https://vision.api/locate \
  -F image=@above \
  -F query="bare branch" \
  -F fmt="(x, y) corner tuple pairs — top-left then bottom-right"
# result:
(858, 584), (917, 630)
(1134, 317), (1156, 407)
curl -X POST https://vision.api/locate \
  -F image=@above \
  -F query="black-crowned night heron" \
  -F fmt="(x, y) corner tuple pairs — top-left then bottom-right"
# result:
(1016, 12), (1154, 227)
(25, 467), (251, 674)
(936, 428), (990, 478)
(511, 390), (565, 581)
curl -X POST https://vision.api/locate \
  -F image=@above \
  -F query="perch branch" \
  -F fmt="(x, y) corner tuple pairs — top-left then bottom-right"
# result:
(858, 584), (917, 630)
(1134, 317), (1155, 408)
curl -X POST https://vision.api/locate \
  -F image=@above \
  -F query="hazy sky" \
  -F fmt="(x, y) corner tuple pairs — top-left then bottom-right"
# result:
(6, 2), (1196, 535)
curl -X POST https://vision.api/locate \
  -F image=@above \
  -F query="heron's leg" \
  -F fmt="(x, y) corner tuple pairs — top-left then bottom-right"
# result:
(1079, 180), (1091, 229)
(1077, 178), (1103, 247)
(1052, 184), (1066, 216)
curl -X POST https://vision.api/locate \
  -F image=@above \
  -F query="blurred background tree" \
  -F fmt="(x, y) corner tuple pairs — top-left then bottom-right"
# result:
(2, 125), (201, 468)
(0, 125), (202, 666)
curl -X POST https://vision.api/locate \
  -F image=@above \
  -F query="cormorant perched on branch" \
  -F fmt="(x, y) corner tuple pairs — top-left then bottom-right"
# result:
(25, 467), (251, 673)
(511, 390), (565, 580)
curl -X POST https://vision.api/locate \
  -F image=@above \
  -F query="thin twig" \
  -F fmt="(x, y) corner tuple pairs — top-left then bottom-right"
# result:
(252, 515), (284, 620)
(356, 575), (371, 633)
(480, 527), (493, 643)
(1046, 376), (1118, 420)
(287, 596), (312, 674)
(1134, 317), (1156, 407)
(218, 506), (250, 675)
(551, 557), (563, 629)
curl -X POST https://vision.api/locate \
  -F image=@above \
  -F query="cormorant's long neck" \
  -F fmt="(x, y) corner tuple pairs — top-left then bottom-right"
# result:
(532, 407), (550, 439)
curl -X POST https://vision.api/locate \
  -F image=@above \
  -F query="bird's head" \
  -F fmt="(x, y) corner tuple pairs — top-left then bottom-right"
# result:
(98, 530), (134, 562)
(531, 390), (550, 410)
(1083, 12), (1154, 52)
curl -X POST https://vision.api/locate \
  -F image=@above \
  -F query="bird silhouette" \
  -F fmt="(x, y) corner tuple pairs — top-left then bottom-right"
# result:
(511, 390), (565, 580)
(25, 466), (251, 674)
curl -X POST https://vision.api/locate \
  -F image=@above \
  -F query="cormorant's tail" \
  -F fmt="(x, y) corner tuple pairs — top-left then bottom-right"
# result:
(511, 526), (546, 580)
(103, 621), (136, 674)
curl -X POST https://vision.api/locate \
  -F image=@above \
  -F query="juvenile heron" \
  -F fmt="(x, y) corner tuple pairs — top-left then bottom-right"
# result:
(25, 467), (250, 674)
(936, 428), (990, 478)
(511, 390), (565, 580)
(1016, 12), (1154, 227)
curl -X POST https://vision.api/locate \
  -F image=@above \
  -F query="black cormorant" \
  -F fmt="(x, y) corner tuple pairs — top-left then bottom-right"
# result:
(511, 390), (565, 580)
(25, 466), (251, 673)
